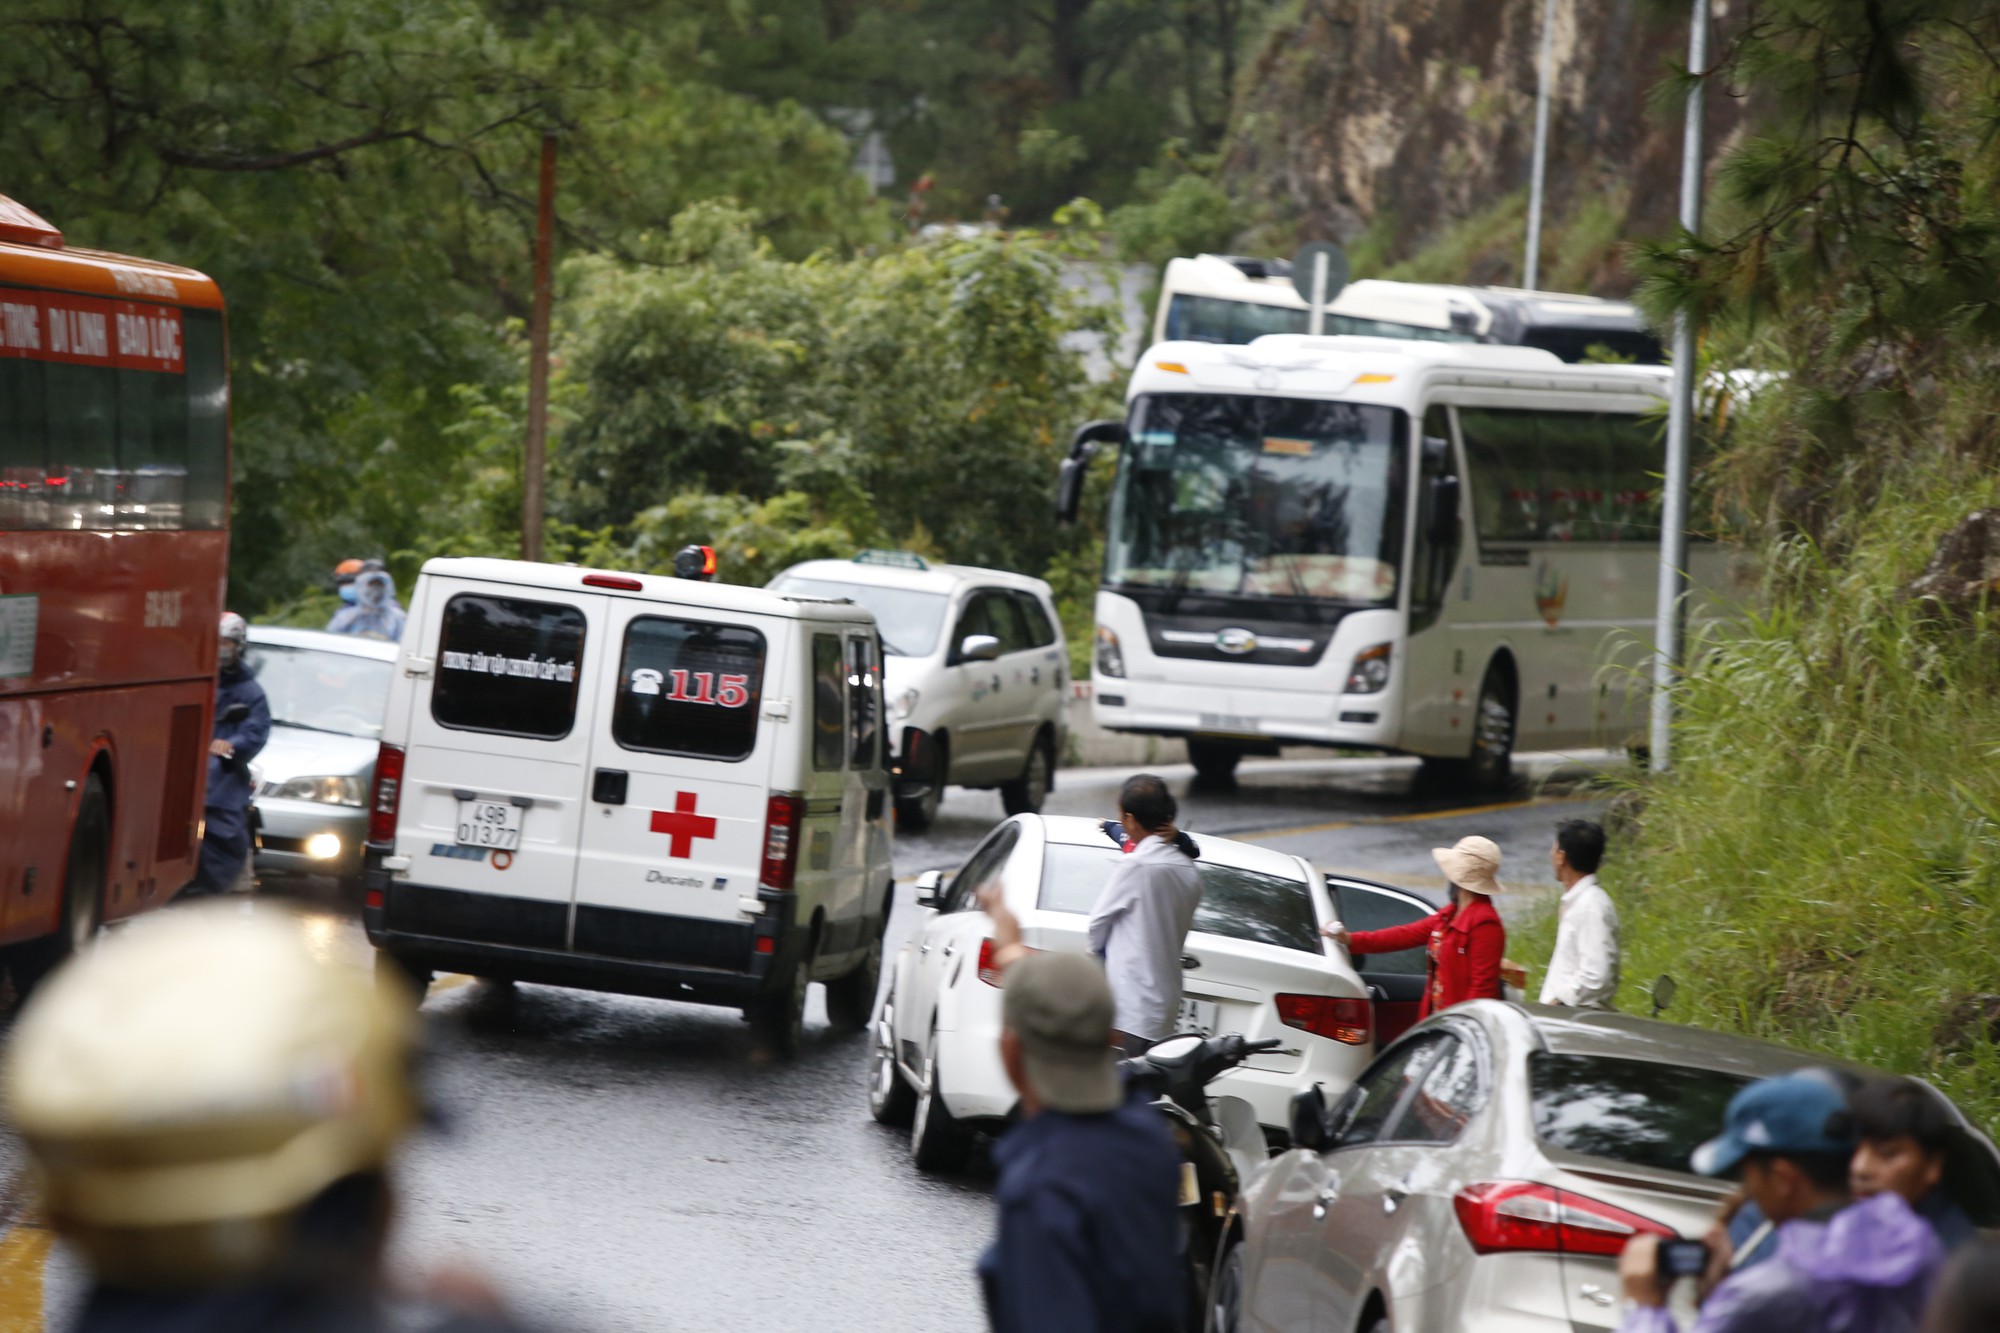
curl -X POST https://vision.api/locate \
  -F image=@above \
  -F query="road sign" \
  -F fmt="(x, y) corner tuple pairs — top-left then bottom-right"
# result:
(1291, 243), (1350, 336)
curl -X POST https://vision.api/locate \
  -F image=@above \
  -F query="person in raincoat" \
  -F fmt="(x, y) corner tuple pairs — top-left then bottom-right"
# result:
(1616, 1072), (1944, 1333)
(186, 612), (270, 896)
(326, 563), (406, 642)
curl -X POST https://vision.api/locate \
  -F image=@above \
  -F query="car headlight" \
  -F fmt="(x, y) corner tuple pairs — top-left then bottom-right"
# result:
(1095, 626), (1126, 679)
(1344, 643), (1393, 694)
(269, 775), (367, 807)
(892, 687), (920, 721)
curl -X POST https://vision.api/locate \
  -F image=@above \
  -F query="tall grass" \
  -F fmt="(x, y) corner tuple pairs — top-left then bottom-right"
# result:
(1516, 471), (2000, 1129)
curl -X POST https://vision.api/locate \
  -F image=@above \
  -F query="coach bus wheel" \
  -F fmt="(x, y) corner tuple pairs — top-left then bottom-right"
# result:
(1186, 739), (1242, 786)
(13, 777), (109, 999)
(1468, 669), (1516, 792)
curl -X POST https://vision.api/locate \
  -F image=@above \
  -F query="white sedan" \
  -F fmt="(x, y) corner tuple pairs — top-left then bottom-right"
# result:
(868, 814), (1377, 1172)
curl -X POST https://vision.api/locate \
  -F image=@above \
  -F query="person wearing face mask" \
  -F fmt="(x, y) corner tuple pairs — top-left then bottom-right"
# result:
(184, 612), (271, 897)
(326, 563), (406, 642)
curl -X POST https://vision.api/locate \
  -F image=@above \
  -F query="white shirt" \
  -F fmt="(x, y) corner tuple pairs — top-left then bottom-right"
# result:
(1086, 834), (1204, 1041)
(1539, 874), (1621, 1009)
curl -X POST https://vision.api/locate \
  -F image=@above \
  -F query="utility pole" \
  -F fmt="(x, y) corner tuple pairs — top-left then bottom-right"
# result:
(1522, 0), (1558, 291)
(1649, 0), (1709, 773)
(522, 132), (557, 563)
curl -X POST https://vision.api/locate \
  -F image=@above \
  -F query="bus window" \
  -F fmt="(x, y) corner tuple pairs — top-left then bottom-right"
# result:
(1164, 295), (1309, 344)
(1457, 407), (1666, 545)
(1410, 405), (1460, 631)
(46, 361), (117, 530)
(182, 309), (229, 530)
(0, 358), (48, 530)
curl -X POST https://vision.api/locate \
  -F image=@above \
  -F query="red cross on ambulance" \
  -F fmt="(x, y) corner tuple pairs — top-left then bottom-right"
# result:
(649, 791), (717, 859)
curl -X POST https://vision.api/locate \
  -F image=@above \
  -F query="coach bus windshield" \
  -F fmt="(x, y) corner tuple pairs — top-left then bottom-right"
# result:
(1105, 393), (1406, 605)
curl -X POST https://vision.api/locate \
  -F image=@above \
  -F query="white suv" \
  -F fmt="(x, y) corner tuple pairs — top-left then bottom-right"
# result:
(767, 553), (1068, 829)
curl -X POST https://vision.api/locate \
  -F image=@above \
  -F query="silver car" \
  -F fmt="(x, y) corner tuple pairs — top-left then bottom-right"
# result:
(245, 627), (397, 888)
(1212, 1001), (2000, 1332)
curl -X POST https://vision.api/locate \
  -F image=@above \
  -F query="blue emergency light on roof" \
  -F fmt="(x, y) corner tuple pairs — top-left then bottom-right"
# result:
(853, 549), (929, 571)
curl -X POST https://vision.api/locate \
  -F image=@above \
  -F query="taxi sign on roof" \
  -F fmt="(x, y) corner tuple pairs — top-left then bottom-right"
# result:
(853, 549), (929, 570)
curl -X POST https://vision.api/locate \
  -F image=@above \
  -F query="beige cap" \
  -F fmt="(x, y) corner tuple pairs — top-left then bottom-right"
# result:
(1432, 835), (1505, 896)
(1002, 951), (1122, 1115)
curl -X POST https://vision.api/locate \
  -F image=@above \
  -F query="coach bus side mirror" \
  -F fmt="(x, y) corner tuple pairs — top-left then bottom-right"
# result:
(1428, 475), (1461, 544)
(1055, 419), (1128, 523)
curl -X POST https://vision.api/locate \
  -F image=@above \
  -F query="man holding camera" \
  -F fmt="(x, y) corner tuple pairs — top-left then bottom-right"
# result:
(1616, 1072), (1944, 1332)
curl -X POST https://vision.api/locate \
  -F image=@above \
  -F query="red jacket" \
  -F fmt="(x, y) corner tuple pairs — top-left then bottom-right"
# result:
(1347, 893), (1505, 1020)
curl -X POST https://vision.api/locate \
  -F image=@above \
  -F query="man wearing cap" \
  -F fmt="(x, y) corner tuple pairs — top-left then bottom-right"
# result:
(976, 949), (1184, 1333)
(1615, 1072), (1944, 1333)
(1323, 835), (1507, 1018)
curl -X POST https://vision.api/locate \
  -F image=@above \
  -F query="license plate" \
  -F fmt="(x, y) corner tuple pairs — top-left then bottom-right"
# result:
(456, 799), (522, 851)
(1198, 713), (1258, 734)
(1178, 997), (1219, 1036)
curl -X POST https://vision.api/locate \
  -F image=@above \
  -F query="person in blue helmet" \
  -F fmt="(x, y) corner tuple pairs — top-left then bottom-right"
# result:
(326, 562), (406, 642)
(184, 612), (271, 897)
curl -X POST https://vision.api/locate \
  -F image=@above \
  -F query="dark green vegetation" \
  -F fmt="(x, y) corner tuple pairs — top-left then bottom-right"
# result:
(1515, 1), (2000, 1127)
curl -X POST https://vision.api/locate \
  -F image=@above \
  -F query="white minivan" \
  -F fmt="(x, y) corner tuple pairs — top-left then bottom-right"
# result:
(362, 557), (895, 1056)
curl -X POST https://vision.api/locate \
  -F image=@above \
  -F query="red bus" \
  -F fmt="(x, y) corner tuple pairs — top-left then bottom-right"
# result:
(0, 195), (229, 985)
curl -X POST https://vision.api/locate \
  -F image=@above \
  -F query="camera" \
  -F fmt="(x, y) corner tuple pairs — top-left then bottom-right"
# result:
(1657, 1238), (1711, 1280)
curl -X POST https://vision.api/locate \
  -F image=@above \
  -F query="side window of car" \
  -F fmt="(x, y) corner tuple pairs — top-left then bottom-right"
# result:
(1012, 592), (1057, 649)
(847, 634), (880, 770)
(1384, 1034), (1486, 1145)
(1336, 882), (1433, 976)
(944, 823), (1021, 914)
(951, 593), (996, 661)
(811, 634), (845, 772)
(985, 593), (1031, 655)
(1332, 1035), (1446, 1149)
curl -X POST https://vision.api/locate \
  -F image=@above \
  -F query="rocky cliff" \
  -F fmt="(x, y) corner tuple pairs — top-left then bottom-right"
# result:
(1224, 0), (1748, 294)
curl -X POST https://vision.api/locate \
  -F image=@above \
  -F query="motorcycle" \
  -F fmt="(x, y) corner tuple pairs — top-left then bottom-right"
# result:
(1121, 1033), (1282, 1321)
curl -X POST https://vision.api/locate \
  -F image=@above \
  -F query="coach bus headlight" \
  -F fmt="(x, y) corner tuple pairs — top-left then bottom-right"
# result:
(1344, 643), (1393, 694)
(1095, 626), (1127, 679)
(271, 775), (367, 807)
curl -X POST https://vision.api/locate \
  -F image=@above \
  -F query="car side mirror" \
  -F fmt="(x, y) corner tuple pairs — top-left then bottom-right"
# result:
(914, 869), (945, 909)
(1288, 1084), (1330, 1153)
(958, 634), (1001, 664)
(220, 702), (251, 724)
(1428, 475), (1461, 545)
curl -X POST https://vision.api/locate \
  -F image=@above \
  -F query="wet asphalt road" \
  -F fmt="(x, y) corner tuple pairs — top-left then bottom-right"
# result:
(15, 752), (1612, 1332)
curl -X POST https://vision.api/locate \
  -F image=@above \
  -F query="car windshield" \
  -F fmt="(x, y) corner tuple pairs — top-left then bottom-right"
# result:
(1105, 393), (1406, 605)
(243, 644), (394, 739)
(1529, 1052), (1753, 1176)
(1038, 842), (1324, 954)
(766, 575), (949, 657)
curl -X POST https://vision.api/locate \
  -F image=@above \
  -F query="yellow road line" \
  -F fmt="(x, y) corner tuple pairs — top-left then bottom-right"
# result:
(1228, 791), (1597, 844)
(0, 1217), (50, 1333)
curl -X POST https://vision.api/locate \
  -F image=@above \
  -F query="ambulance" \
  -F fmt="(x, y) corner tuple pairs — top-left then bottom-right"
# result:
(361, 555), (894, 1057)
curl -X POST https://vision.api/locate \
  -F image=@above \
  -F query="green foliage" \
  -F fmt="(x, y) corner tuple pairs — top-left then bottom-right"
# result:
(1109, 158), (1242, 266)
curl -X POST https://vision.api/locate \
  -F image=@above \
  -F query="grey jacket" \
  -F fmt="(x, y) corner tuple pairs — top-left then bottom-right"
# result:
(1086, 835), (1203, 1041)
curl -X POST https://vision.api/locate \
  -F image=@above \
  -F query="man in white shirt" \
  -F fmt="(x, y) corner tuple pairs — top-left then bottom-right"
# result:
(1087, 774), (1204, 1055)
(1539, 818), (1621, 1009)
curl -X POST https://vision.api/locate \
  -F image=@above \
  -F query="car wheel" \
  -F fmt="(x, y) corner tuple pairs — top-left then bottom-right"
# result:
(999, 735), (1053, 816)
(825, 913), (884, 1032)
(1207, 1242), (1248, 1333)
(13, 775), (109, 998)
(374, 950), (432, 1004)
(752, 955), (810, 1059)
(1186, 738), (1242, 785)
(867, 986), (917, 1127)
(895, 737), (948, 831)
(910, 1032), (971, 1172)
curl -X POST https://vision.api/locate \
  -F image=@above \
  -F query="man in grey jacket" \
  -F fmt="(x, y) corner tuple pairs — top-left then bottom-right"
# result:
(1087, 775), (1204, 1056)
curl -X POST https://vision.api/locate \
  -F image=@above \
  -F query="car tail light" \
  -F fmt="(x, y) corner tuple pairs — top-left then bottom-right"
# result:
(975, 937), (1038, 986)
(1454, 1182), (1672, 1257)
(761, 793), (803, 891)
(1275, 993), (1372, 1045)
(367, 743), (404, 847)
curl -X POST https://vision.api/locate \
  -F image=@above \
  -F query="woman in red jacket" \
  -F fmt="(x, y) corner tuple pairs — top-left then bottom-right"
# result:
(1326, 835), (1507, 1020)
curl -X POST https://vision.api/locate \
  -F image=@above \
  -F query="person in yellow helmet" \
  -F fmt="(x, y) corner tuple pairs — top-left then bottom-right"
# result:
(4, 905), (534, 1333)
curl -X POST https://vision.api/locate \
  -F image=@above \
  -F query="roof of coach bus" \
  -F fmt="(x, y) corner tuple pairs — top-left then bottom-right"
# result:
(1160, 255), (1486, 334)
(1126, 334), (1672, 404)
(0, 194), (224, 309)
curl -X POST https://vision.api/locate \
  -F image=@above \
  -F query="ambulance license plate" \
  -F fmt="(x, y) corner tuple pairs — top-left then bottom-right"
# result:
(456, 799), (522, 852)
(1178, 998), (1219, 1037)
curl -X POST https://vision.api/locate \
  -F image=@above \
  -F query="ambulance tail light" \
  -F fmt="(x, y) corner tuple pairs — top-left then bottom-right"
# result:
(761, 793), (803, 891)
(367, 744), (405, 848)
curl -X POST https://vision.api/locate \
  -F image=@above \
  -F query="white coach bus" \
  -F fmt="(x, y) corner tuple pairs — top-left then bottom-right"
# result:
(1055, 335), (1721, 789)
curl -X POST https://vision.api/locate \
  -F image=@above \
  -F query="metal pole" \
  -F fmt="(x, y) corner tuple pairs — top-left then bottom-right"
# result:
(522, 132), (557, 563)
(1523, 0), (1558, 291)
(1308, 251), (1329, 336)
(1649, 0), (1708, 773)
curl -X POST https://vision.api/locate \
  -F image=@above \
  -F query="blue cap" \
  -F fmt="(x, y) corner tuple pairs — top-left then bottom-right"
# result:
(1691, 1072), (1857, 1176)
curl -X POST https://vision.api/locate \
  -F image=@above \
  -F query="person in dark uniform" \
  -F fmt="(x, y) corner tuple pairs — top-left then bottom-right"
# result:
(188, 611), (270, 896)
